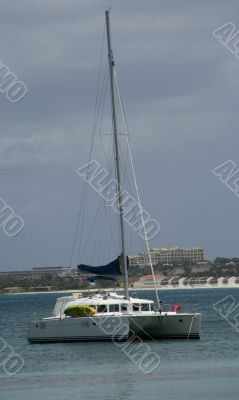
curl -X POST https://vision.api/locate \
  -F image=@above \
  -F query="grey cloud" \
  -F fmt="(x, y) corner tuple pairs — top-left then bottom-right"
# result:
(1, 0), (239, 269)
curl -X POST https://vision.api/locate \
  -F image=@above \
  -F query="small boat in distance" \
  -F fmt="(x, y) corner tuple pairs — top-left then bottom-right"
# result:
(27, 10), (201, 343)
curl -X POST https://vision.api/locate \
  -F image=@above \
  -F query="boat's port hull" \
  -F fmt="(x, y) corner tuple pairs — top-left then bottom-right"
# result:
(27, 313), (201, 343)
(27, 315), (129, 343)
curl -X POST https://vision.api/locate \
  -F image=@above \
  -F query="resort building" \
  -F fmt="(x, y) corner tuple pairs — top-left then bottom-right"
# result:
(32, 266), (78, 277)
(129, 246), (204, 266)
(133, 274), (167, 289)
(0, 266), (79, 280)
(133, 275), (239, 289)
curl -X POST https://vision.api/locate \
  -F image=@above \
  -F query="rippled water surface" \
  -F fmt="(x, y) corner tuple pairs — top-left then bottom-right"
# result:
(0, 289), (239, 400)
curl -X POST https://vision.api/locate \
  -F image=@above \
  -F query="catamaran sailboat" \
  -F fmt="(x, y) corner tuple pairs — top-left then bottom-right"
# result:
(27, 10), (201, 343)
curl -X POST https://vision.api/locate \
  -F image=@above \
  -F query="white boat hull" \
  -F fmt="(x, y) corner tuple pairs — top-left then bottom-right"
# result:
(27, 312), (201, 343)
(27, 315), (129, 343)
(129, 313), (201, 339)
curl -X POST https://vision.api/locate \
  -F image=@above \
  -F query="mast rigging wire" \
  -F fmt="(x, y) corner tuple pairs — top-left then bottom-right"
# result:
(70, 25), (106, 266)
(113, 67), (160, 309)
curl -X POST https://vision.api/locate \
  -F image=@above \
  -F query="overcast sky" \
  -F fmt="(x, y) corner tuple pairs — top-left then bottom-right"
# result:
(1, 0), (239, 270)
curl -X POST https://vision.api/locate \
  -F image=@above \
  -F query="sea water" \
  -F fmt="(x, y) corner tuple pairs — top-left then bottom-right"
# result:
(0, 288), (239, 400)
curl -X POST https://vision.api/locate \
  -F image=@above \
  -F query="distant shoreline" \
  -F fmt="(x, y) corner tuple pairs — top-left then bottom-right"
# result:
(2, 285), (239, 295)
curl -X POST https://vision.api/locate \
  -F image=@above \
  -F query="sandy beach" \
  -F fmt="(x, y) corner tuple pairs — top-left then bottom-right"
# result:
(3, 284), (239, 295)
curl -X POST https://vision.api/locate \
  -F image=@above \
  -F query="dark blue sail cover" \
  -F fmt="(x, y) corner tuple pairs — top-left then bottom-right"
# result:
(86, 275), (115, 283)
(78, 256), (129, 281)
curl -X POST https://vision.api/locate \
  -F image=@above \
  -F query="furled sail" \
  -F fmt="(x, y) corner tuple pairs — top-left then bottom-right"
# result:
(78, 256), (129, 281)
(86, 275), (115, 283)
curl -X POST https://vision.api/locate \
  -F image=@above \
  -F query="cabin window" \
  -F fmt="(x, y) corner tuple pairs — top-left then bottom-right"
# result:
(141, 304), (150, 311)
(121, 304), (128, 312)
(97, 305), (107, 313)
(133, 304), (140, 311)
(109, 304), (119, 312)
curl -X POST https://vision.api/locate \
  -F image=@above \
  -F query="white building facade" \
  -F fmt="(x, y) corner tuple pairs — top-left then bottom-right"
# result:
(130, 246), (204, 265)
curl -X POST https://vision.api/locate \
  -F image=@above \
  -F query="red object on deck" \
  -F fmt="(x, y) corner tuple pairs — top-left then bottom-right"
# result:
(171, 304), (182, 312)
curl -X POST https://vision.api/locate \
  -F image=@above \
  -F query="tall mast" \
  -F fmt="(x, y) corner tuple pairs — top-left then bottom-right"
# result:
(105, 9), (129, 299)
